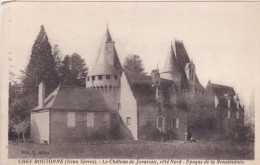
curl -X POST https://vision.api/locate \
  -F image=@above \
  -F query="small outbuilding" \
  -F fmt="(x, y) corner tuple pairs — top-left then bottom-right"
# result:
(30, 82), (110, 144)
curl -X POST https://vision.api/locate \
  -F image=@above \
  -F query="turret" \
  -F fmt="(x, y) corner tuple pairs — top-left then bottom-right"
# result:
(161, 42), (181, 88)
(86, 27), (123, 110)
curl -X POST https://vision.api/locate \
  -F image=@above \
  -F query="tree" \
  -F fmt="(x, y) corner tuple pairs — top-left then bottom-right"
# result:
(22, 25), (58, 96)
(10, 117), (30, 143)
(123, 55), (146, 75)
(59, 53), (88, 87)
(52, 44), (62, 66)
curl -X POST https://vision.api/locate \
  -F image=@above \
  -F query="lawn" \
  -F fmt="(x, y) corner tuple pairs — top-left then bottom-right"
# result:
(8, 140), (254, 159)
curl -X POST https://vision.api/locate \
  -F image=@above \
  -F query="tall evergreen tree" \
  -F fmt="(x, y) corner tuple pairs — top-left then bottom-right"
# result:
(52, 44), (63, 79)
(23, 25), (58, 95)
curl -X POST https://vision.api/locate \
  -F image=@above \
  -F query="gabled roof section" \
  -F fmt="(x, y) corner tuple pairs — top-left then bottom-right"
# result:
(211, 83), (236, 97)
(32, 86), (109, 112)
(124, 71), (174, 105)
(88, 28), (123, 76)
(195, 75), (205, 91)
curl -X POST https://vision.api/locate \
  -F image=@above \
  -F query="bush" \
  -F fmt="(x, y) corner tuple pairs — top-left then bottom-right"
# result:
(139, 122), (174, 141)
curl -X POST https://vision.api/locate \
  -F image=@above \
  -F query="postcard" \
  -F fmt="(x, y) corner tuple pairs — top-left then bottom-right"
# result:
(1, 1), (259, 165)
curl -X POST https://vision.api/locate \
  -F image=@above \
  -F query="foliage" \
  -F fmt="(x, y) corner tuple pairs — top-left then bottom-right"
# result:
(123, 55), (146, 75)
(8, 25), (89, 141)
(52, 44), (63, 78)
(59, 53), (88, 87)
(22, 25), (59, 96)
(109, 112), (133, 141)
(139, 122), (166, 141)
(9, 117), (30, 143)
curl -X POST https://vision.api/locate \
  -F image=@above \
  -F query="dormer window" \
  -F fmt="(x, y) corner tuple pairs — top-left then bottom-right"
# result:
(98, 75), (103, 80)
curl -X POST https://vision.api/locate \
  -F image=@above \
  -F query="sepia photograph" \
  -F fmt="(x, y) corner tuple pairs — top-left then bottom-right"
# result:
(1, 1), (259, 163)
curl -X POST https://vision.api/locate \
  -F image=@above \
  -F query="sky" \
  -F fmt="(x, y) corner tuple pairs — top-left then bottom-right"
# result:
(2, 2), (260, 108)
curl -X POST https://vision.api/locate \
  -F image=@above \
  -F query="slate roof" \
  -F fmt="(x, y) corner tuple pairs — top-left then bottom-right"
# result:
(32, 85), (109, 112)
(175, 41), (190, 70)
(162, 43), (179, 74)
(211, 83), (236, 97)
(125, 71), (174, 105)
(162, 40), (205, 91)
(88, 28), (123, 76)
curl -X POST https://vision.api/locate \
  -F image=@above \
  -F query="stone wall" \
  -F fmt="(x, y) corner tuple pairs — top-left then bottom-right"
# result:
(50, 110), (110, 144)
(30, 110), (50, 144)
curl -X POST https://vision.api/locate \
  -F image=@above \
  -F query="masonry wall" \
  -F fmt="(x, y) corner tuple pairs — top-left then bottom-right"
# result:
(50, 110), (110, 144)
(137, 103), (188, 141)
(174, 109), (188, 141)
(138, 104), (158, 140)
(30, 110), (50, 144)
(119, 72), (138, 140)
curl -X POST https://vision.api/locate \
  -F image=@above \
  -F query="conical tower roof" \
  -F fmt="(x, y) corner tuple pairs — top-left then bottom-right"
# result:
(88, 28), (122, 76)
(175, 40), (190, 71)
(162, 42), (178, 74)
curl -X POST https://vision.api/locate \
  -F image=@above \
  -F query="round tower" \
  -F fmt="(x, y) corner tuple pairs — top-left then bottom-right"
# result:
(86, 27), (123, 110)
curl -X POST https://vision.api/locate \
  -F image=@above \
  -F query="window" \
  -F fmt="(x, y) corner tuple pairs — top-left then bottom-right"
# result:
(171, 118), (176, 129)
(228, 111), (231, 119)
(215, 95), (219, 108)
(109, 86), (112, 94)
(114, 75), (118, 80)
(98, 75), (103, 80)
(67, 112), (75, 127)
(87, 112), (94, 128)
(157, 116), (165, 131)
(176, 118), (179, 129)
(104, 113), (110, 124)
(236, 111), (239, 119)
(158, 102), (162, 113)
(228, 100), (231, 108)
(106, 75), (110, 80)
(157, 117), (163, 129)
(92, 76), (95, 81)
(87, 77), (90, 81)
(126, 117), (131, 125)
(118, 103), (121, 111)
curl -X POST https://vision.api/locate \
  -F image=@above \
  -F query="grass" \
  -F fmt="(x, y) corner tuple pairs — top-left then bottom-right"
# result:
(8, 140), (254, 159)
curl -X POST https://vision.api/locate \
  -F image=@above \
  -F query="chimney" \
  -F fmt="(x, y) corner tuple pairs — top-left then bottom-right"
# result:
(151, 69), (160, 99)
(151, 69), (160, 86)
(38, 81), (45, 108)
